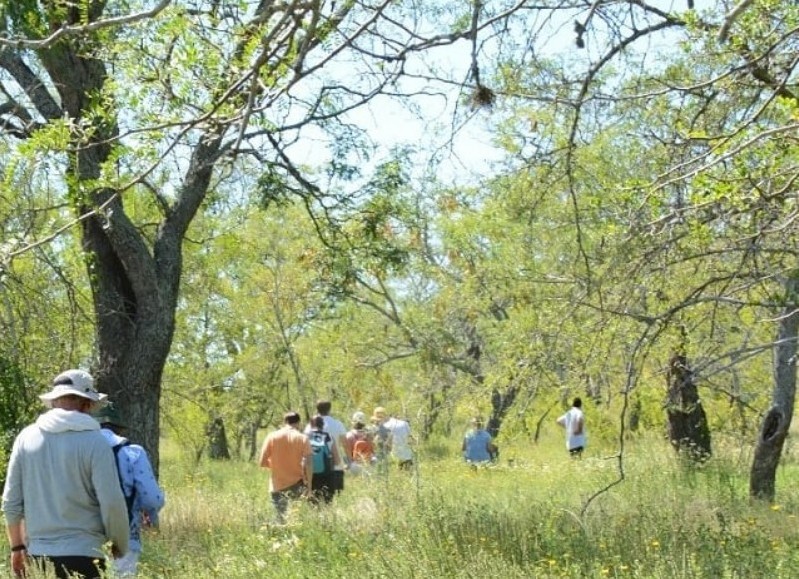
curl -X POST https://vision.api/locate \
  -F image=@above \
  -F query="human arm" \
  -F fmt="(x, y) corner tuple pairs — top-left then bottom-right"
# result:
(337, 432), (348, 468)
(4, 440), (27, 576)
(258, 436), (271, 468)
(573, 416), (584, 435)
(485, 432), (494, 455)
(331, 438), (342, 468)
(6, 521), (26, 577)
(129, 446), (165, 527)
(344, 433), (355, 461)
(302, 440), (313, 497)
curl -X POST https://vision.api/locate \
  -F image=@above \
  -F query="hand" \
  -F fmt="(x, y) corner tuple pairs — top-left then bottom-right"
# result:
(141, 512), (152, 528)
(11, 550), (26, 577)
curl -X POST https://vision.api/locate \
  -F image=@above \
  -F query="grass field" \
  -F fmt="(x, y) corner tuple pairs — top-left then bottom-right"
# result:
(7, 431), (799, 578)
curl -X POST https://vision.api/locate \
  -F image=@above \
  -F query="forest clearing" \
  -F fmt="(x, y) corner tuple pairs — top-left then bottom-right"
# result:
(69, 431), (799, 578)
(2, 1), (799, 577)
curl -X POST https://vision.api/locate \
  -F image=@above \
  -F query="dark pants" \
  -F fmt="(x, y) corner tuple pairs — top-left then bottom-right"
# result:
(332, 469), (345, 494)
(312, 472), (334, 504)
(271, 480), (305, 522)
(31, 555), (105, 579)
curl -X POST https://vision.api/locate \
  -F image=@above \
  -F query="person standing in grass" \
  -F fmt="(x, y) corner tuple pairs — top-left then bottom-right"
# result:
(556, 397), (587, 458)
(307, 415), (341, 504)
(383, 411), (415, 470)
(462, 417), (494, 464)
(369, 407), (391, 474)
(2, 369), (129, 579)
(94, 403), (165, 577)
(345, 411), (375, 471)
(304, 400), (348, 498)
(259, 412), (313, 523)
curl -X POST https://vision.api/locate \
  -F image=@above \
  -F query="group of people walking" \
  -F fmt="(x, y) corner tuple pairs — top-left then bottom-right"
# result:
(258, 401), (414, 522)
(260, 397), (589, 521)
(2, 369), (165, 579)
(1, 367), (588, 578)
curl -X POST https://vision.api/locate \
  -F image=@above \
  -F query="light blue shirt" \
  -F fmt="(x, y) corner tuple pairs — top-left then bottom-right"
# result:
(463, 429), (493, 462)
(100, 429), (165, 553)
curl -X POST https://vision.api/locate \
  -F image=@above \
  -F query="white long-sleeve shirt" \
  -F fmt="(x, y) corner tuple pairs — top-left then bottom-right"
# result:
(557, 407), (587, 451)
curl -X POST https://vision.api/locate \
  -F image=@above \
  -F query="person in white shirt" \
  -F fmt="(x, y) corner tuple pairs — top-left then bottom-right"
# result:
(304, 400), (348, 497)
(556, 397), (587, 458)
(383, 412), (414, 470)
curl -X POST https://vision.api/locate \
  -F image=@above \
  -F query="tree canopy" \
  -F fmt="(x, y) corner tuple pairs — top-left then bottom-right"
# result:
(1, 0), (798, 499)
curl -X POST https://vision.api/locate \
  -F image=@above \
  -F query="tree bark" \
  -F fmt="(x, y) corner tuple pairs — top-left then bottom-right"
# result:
(206, 417), (231, 460)
(665, 352), (712, 461)
(22, 18), (223, 471)
(487, 384), (518, 438)
(750, 276), (799, 501)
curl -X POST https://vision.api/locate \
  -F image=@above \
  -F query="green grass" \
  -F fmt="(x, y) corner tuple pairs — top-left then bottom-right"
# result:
(7, 433), (799, 578)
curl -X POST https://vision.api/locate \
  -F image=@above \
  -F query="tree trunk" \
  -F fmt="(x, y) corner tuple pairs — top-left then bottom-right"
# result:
(665, 352), (712, 461)
(206, 417), (231, 460)
(30, 28), (223, 473)
(750, 277), (799, 501)
(628, 395), (641, 433)
(533, 401), (557, 444)
(487, 384), (518, 438)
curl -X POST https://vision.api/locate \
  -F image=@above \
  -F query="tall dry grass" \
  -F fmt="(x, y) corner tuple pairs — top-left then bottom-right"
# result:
(6, 431), (799, 578)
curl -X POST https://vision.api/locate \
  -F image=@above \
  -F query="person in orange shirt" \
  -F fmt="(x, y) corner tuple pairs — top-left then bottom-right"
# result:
(258, 412), (313, 523)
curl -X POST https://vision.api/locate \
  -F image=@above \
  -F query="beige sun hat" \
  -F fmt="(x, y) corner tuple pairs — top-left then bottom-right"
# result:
(39, 369), (107, 409)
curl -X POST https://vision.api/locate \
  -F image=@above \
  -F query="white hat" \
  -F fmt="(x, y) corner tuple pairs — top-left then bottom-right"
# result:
(352, 411), (367, 424)
(39, 369), (107, 408)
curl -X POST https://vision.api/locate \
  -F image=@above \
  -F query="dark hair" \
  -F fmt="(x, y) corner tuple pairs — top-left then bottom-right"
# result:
(572, 397), (582, 408)
(311, 414), (325, 430)
(284, 411), (301, 425)
(316, 400), (332, 415)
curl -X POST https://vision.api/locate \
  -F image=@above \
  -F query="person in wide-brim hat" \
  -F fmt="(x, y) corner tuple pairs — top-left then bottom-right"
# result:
(39, 369), (107, 409)
(3, 369), (128, 579)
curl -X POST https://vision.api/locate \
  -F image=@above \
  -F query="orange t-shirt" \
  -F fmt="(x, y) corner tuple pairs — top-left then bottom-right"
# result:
(259, 426), (312, 492)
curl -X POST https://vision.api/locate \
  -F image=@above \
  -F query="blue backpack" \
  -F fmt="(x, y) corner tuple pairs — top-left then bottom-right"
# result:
(309, 431), (332, 474)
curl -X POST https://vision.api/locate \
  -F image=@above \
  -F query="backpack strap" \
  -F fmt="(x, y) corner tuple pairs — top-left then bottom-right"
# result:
(112, 441), (137, 522)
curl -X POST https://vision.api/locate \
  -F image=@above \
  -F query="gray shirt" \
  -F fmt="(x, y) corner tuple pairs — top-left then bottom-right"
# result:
(2, 408), (130, 558)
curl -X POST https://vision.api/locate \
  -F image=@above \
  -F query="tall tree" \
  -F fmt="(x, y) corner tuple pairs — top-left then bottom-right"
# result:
(0, 0), (531, 467)
(486, 0), (799, 498)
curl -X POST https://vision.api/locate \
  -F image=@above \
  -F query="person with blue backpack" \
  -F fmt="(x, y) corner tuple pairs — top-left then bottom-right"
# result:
(304, 400), (348, 498)
(94, 403), (164, 577)
(307, 415), (341, 504)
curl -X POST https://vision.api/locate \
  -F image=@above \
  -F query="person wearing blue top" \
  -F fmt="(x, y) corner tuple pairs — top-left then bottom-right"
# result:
(94, 403), (165, 577)
(462, 417), (494, 464)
